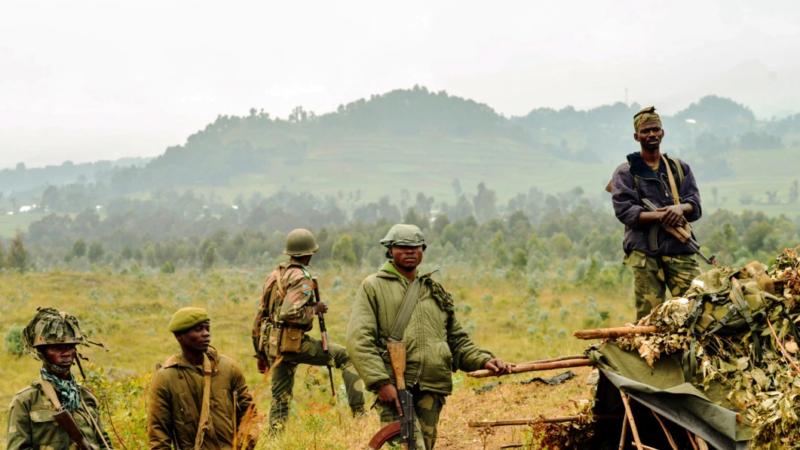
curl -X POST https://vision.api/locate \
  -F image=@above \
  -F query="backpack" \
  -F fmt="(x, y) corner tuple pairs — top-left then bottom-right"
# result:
(253, 266), (289, 357)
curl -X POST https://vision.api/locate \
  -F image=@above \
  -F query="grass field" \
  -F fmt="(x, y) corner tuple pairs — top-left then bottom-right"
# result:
(0, 264), (631, 449)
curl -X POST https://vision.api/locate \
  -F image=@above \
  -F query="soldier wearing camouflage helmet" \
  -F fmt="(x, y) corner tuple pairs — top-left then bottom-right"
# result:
(252, 228), (365, 431)
(610, 106), (703, 319)
(7, 307), (113, 450)
(346, 224), (511, 449)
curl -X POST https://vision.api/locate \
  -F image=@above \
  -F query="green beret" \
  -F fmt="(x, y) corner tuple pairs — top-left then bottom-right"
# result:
(168, 307), (210, 333)
(633, 106), (661, 131)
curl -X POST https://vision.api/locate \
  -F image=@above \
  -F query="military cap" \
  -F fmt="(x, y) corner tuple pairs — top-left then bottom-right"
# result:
(168, 307), (211, 333)
(633, 106), (661, 131)
(380, 224), (427, 257)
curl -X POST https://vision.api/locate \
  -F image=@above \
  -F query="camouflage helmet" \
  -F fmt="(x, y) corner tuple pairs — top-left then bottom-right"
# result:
(22, 307), (103, 360)
(380, 224), (427, 257)
(284, 228), (319, 257)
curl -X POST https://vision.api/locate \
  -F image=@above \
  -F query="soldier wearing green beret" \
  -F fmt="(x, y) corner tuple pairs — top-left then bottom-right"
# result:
(252, 228), (366, 432)
(346, 224), (511, 449)
(147, 307), (256, 450)
(610, 106), (703, 319)
(7, 307), (112, 450)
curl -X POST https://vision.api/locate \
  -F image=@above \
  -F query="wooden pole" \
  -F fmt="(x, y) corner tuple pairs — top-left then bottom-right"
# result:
(467, 358), (591, 378)
(516, 354), (588, 366)
(618, 413), (628, 450)
(468, 414), (621, 428)
(574, 326), (660, 340)
(620, 392), (643, 450)
(651, 410), (678, 450)
(686, 431), (699, 450)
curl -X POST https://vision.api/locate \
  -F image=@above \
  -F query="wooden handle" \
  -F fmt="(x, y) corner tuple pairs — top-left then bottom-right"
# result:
(386, 341), (407, 390)
(573, 326), (659, 340)
(467, 358), (590, 378)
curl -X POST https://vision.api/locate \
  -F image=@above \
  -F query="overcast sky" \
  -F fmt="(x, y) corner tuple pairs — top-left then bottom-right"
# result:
(2, 0), (799, 169)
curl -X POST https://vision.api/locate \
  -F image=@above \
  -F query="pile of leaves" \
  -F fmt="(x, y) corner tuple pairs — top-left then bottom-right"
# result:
(606, 246), (800, 449)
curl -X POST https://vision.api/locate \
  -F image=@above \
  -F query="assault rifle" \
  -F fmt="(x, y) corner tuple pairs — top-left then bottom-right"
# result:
(312, 277), (336, 397)
(641, 198), (716, 265)
(368, 341), (415, 449)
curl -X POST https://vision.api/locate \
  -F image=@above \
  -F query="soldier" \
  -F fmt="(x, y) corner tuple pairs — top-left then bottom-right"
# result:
(252, 228), (365, 431)
(346, 224), (511, 450)
(611, 106), (703, 320)
(7, 307), (113, 450)
(147, 307), (256, 450)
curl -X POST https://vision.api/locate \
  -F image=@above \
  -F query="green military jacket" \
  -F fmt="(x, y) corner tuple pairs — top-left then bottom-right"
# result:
(146, 346), (254, 450)
(7, 380), (112, 450)
(346, 262), (493, 395)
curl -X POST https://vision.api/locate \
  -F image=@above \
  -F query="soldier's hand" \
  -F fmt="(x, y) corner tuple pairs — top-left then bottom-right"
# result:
(257, 358), (268, 374)
(377, 383), (403, 417)
(657, 205), (685, 227)
(485, 359), (513, 375)
(312, 302), (329, 315)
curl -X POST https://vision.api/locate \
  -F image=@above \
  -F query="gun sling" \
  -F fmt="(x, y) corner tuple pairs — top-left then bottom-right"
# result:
(387, 277), (423, 343)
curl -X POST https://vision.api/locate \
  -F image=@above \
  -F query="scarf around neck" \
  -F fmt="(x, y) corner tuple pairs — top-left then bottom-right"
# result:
(40, 366), (81, 412)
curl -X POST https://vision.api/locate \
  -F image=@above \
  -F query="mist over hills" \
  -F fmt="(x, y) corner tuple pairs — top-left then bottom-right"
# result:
(2, 86), (798, 210)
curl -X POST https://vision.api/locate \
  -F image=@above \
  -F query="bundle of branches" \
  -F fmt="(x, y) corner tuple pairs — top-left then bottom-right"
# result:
(598, 246), (800, 449)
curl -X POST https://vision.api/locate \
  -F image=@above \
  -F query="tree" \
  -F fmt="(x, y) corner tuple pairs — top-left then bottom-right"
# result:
(7, 231), (28, 272)
(474, 182), (498, 222)
(332, 235), (357, 266)
(0, 241), (4, 270)
(511, 249), (528, 271)
(491, 230), (509, 267)
(88, 241), (104, 264)
(202, 245), (216, 271)
(72, 238), (87, 258)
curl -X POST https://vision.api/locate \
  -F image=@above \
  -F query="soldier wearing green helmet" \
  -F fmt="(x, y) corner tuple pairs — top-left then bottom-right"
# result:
(347, 224), (511, 449)
(252, 228), (365, 431)
(7, 307), (113, 450)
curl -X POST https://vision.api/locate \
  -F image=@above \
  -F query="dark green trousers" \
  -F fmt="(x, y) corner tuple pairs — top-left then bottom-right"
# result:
(268, 337), (365, 430)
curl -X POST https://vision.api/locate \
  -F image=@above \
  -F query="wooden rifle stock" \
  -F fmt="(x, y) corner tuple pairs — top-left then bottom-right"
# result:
(386, 342), (407, 389)
(53, 409), (93, 450)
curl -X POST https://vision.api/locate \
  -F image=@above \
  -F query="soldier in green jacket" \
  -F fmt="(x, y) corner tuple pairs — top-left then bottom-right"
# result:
(252, 228), (365, 431)
(147, 307), (256, 450)
(346, 224), (511, 449)
(7, 307), (112, 450)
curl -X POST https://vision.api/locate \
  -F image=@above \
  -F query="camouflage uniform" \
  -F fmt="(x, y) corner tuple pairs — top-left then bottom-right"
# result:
(7, 307), (112, 450)
(612, 107), (703, 320)
(253, 262), (365, 430)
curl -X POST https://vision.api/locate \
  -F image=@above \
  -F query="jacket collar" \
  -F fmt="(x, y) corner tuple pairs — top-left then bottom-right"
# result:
(627, 151), (671, 179)
(163, 345), (220, 373)
(376, 261), (435, 282)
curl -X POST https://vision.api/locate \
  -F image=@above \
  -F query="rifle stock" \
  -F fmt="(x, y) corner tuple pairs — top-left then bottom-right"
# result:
(53, 409), (93, 450)
(641, 198), (716, 265)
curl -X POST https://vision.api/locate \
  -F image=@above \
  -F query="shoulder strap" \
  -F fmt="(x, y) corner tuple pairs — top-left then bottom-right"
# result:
(387, 277), (423, 342)
(662, 155), (680, 205)
(266, 267), (287, 321)
(194, 354), (213, 450)
(39, 379), (63, 410)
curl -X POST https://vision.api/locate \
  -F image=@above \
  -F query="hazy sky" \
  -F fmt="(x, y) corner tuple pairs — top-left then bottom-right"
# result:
(2, 0), (799, 169)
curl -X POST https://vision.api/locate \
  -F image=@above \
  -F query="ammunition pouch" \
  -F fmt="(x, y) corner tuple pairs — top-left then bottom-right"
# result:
(267, 324), (282, 359)
(279, 327), (304, 354)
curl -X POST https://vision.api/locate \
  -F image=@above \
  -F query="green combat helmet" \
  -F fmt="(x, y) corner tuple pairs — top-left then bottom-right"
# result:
(380, 224), (427, 257)
(284, 228), (319, 257)
(22, 307), (105, 361)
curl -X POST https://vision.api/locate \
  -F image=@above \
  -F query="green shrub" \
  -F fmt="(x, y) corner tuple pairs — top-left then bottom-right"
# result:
(4, 326), (25, 357)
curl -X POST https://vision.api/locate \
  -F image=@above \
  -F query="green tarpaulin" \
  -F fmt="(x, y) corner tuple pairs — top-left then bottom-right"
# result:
(590, 344), (753, 450)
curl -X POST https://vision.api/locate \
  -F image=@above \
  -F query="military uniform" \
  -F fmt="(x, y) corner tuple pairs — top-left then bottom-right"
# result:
(253, 261), (365, 430)
(7, 382), (112, 450)
(346, 225), (495, 449)
(612, 107), (703, 319)
(147, 346), (254, 450)
(252, 228), (365, 431)
(7, 307), (112, 450)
